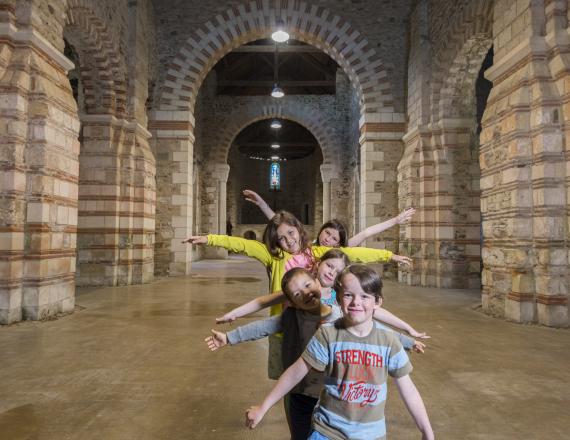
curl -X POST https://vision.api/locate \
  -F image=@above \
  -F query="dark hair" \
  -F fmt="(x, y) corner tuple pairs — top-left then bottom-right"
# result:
(263, 210), (311, 258)
(334, 264), (383, 301)
(316, 219), (348, 247)
(319, 249), (350, 267)
(281, 267), (315, 299)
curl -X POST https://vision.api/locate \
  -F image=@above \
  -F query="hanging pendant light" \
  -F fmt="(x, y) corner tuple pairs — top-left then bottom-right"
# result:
(271, 18), (290, 43)
(270, 120), (282, 129)
(271, 44), (285, 98)
(271, 85), (284, 98)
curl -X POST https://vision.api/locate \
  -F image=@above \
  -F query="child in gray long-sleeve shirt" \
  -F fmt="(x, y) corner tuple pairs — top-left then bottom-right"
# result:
(205, 267), (422, 440)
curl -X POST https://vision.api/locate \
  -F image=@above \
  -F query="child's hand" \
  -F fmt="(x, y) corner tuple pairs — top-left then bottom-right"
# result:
(243, 190), (265, 206)
(412, 340), (426, 354)
(245, 405), (266, 429)
(397, 207), (416, 224)
(408, 329), (430, 339)
(204, 329), (228, 351)
(391, 254), (413, 267)
(215, 313), (237, 324)
(182, 235), (208, 245)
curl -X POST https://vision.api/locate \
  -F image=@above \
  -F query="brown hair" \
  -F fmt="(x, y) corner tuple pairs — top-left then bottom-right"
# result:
(281, 267), (315, 299)
(263, 210), (311, 259)
(319, 249), (350, 267)
(334, 264), (383, 301)
(316, 219), (348, 247)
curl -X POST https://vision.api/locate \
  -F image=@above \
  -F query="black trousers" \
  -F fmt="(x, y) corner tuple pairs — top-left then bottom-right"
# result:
(289, 393), (319, 440)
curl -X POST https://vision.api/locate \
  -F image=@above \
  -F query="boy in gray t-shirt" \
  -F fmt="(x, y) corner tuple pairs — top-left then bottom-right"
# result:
(246, 265), (434, 440)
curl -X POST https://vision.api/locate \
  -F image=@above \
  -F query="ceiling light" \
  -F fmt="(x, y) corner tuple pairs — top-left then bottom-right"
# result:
(271, 19), (289, 43)
(271, 84), (284, 98)
(271, 144), (280, 149)
(271, 155), (280, 161)
(270, 120), (282, 129)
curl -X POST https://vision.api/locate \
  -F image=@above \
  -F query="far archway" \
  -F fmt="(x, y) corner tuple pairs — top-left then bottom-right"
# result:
(227, 119), (324, 239)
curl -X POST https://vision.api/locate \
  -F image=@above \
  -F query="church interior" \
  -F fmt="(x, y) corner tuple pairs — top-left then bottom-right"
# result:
(0, 0), (569, 438)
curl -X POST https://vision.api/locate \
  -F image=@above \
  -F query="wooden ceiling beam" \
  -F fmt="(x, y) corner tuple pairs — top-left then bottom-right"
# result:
(233, 45), (322, 53)
(218, 80), (335, 87)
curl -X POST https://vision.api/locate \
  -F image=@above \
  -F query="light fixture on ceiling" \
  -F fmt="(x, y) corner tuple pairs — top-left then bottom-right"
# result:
(271, 155), (280, 161)
(271, 19), (290, 43)
(271, 144), (280, 149)
(271, 85), (284, 98)
(270, 120), (282, 129)
(271, 44), (285, 98)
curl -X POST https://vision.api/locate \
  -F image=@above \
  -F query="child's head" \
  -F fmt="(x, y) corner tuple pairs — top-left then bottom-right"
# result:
(317, 249), (350, 288)
(281, 267), (321, 311)
(335, 264), (383, 324)
(316, 219), (348, 247)
(263, 210), (310, 257)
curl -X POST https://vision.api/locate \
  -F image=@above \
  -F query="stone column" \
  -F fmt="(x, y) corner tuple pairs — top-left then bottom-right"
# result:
(76, 114), (124, 286)
(0, 12), (26, 323)
(320, 164), (335, 223)
(20, 34), (79, 320)
(479, 0), (569, 326)
(359, 113), (406, 251)
(430, 118), (482, 289)
(204, 163), (230, 259)
(149, 110), (194, 276)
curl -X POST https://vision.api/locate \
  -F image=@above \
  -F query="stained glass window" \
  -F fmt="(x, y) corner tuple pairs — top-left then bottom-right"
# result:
(270, 162), (280, 190)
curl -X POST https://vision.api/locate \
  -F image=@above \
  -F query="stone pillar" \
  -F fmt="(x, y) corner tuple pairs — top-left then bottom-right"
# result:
(320, 164), (335, 223)
(359, 113), (406, 251)
(430, 118), (482, 289)
(204, 163), (230, 259)
(129, 122), (156, 284)
(76, 115), (124, 286)
(0, 8), (26, 323)
(480, 0), (569, 326)
(149, 111), (194, 276)
(17, 32), (79, 320)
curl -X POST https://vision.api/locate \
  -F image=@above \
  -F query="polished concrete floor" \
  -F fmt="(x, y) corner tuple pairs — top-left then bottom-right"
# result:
(1, 255), (569, 440)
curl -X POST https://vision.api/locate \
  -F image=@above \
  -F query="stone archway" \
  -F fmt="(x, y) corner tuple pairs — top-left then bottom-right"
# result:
(197, 101), (343, 252)
(150, 1), (405, 275)
(64, 2), (155, 287)
(398, 0), (493, 288)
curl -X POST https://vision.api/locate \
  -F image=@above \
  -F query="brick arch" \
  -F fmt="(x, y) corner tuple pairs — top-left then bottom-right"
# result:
(209, 102), (342, 170)
(64, 0), (127, 117)
(157, 0), (394, 116)
(429, 0), (493, 122)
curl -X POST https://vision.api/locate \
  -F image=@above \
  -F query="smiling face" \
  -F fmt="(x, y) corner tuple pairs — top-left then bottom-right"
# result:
(338, 273), (381, 327)
(317, 257), (346, 288)
(284, 272), (322, 311)
(318, 227), (341, 247)
(276, 223), (301, 254)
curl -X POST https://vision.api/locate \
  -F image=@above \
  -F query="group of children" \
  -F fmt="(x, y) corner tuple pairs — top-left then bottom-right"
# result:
(184, 190), (434, 440)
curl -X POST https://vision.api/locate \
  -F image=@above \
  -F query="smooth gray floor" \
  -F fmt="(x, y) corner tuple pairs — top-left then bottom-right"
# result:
(1, 255), (568, 439)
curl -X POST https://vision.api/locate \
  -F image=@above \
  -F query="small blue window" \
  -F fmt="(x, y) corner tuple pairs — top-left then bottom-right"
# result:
(270, 162), (280, 190)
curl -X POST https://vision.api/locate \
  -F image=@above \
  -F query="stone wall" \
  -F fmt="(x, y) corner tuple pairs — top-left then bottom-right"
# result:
(399, 0), (569, 327)
(0, 0), (157, 324)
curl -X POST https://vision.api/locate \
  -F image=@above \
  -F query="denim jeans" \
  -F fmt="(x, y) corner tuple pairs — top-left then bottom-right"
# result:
(308, 430), (330, 440)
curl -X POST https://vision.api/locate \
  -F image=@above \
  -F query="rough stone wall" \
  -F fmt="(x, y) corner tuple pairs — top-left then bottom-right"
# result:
(0, 0), (157, 324)
(399, 0), (569, 327)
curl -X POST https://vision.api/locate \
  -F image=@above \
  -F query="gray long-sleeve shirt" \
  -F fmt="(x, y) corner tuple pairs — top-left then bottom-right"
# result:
(227, 306), (415, 398)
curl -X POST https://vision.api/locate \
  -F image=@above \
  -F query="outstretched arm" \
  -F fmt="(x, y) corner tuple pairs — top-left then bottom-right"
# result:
(245, 357), (310, 429)
(373, 308), (430, 339)
(243, 189), (275, 220)
(216, 292), (287, 324)
(348, 207), (416, 247)
(394, 375), (434, 440)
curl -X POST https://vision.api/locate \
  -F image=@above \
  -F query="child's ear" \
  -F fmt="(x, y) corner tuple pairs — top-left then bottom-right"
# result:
(375, 297), (383, 308)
